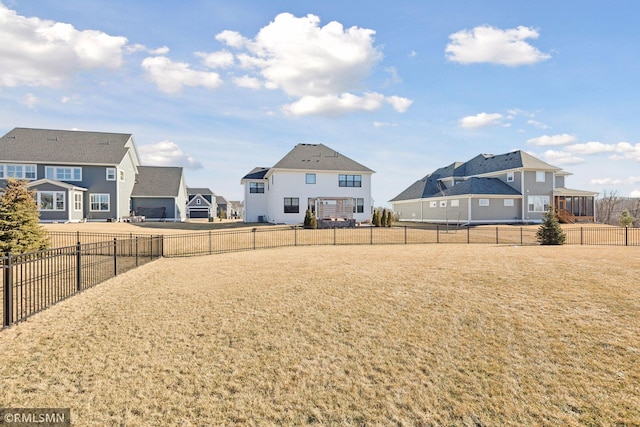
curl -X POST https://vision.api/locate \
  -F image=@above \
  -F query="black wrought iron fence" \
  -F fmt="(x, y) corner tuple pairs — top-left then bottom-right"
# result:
(3, 225), (637, 331)
(2, 235), (162, 329)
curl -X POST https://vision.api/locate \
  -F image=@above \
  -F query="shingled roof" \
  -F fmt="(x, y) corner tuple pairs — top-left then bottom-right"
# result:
(131, 166), (184, 198)
(0, 128), (134, 165)
(241, 167), (270, 181)
(271, 143), (374, 173)
(390, 150), (561, 202)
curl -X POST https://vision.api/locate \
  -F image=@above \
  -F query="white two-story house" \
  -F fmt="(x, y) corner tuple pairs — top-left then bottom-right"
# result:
(390, 150), (598, 224)
(241, 143), (374, 225)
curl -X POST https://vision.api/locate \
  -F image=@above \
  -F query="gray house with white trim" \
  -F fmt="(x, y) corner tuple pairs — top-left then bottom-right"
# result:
(391, 150), (598, 225)
(186, 187), (216, 219)
(0, 128), (187, 222)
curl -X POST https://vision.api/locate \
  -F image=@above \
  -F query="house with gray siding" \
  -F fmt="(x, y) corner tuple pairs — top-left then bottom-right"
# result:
(390, 150), (598, 225)
(0, 128), (187, 222)
(186, 187), (216, 219)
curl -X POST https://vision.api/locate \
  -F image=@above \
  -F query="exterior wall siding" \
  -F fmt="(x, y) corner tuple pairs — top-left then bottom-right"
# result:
(243, 181), (268, 222)
(264, 170), (373, 225)
(469, 197), (522, 223)
(116, 153), (139, 219)
(131, 197), (176, 220)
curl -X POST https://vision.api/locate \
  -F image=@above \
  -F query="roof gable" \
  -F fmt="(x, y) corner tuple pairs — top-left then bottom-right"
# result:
(132, 166), (184, 198)
(0, 128), (135, 165)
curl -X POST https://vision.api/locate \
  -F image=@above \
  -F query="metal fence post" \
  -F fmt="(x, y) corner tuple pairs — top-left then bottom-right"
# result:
(404, 225), (407, 244)
(467, 226), (470, 244)
(294, 227), (297, 247)
(209, 231), (212, 255)
(334, 227), (337, 245)
(76, 242), (82, 292)
(626, 226), (629, 246)
(370, 226), (373, 245)
(437, 226), (440, 244)
(581, 227), (584, 245)
(520, 227), (523, 245)
(496, 227), (499, 244)
(113, 238), (118, 277)
(3, 253), (12, 328)
(135, 237), (139, 267)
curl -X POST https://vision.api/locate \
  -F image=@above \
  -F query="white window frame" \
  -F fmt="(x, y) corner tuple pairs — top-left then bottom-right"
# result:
(90, 193), (110, 212)
(37, 191), (65, 211)
(306, 173), (316, 184)
(507, 172), (514, 182)
(429, 201), (437, 208)
(74, 193), (83, 211)
(504, 199), (514, 207)
(536, 171), (546, 182)
(119, 170), (125, 181)
(1, 163), (37, 180)
(106, 168), (116, 181)
(528, 195), (550, 212)
(479, 199), (490, 207)
(440, 201), (447, 208)
(451, 199), (460, 207)
(46, 166), (82, 181)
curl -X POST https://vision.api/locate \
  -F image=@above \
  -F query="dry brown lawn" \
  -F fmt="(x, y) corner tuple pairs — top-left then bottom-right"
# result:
(1, 244), (639, 426)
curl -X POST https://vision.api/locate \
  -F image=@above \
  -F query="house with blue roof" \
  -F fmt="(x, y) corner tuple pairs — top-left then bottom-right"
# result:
(390, 150), (598, 225)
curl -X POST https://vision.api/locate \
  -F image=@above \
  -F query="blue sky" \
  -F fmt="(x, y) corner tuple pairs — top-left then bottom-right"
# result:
(2, 1), (640, 205)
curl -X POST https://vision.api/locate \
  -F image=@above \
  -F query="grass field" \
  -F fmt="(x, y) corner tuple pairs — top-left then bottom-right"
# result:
(1, 244), (639, 426)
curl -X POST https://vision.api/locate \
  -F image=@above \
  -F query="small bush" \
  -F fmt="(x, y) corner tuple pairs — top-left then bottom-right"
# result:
(536, 206), (566, 245)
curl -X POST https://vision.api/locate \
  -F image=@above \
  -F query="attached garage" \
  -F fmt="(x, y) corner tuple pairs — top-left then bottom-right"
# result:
(188, 208), (210, 219)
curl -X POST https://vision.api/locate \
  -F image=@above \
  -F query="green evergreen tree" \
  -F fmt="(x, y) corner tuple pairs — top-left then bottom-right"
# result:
(536, 206), (566, 245)
(0, 179), (50, 254)
(381, 208), (388, 227)
(303, 209), (317, 229)
(372, 210), (381, 227)
(386, 209), (393, 227)
(618, 209), (636, 227)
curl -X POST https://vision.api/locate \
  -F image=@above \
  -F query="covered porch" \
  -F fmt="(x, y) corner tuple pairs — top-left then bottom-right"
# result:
(309, 197), (356, 228)
(554, 188), (598, 223)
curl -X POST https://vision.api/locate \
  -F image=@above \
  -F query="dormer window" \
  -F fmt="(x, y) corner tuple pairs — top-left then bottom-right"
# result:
(507, 172), (514, 182)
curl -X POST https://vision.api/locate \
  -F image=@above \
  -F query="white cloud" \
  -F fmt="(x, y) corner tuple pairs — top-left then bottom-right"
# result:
(0, 3), (127, 87)
(138, 141), (203, 170)
(23, 93), (40, 109)
(215, 30), (250, 49)
(459, 112), (503, 129)
(566, 141), (616, 154)
(631, 190), (640, 198)
(527, 119), (548, 129)
(613, 142), (640, 161)
(590, 176), (640, 186)
(527, 133), (577, 146)
(373, 121), (397, 128)
(386, 96), (413, 113)
(141, 56), (223, 94)
(445, 25), (551, 66)
(233, 75), (262, 89)
(283, 92), (385, 116)
(196, 50), (235, 69)
(540, 149), (584, 165)
(216, 12), (411, 116)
